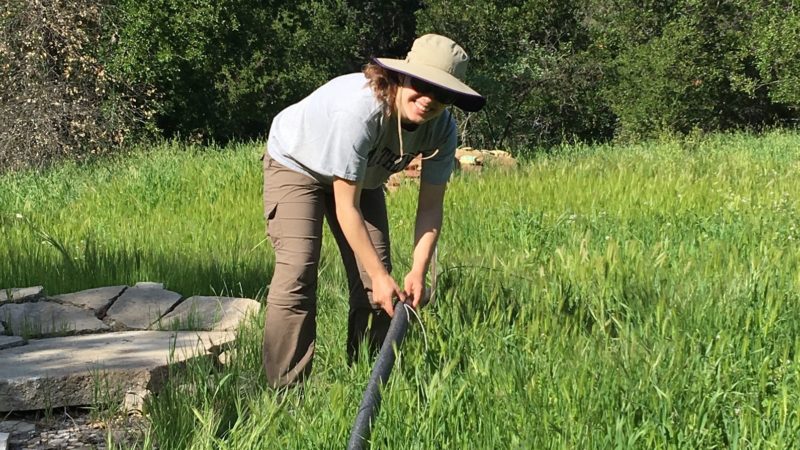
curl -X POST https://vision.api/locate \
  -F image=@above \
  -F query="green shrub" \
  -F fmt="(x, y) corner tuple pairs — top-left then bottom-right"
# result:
(105, 0), (421, 142)
(586, 0), (798, 140)
(419, 0), (800, 149)
(417, 0), (614, 153)
(600, 13), (730, 139)
(733, 1), (800, 106)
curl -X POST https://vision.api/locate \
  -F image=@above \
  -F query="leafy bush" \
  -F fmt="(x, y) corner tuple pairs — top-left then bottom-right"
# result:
(590, 0), (798, 140)
(419, 0), (799, 149)
(0, 0), (151, 171)
(733, 1), (800, 106)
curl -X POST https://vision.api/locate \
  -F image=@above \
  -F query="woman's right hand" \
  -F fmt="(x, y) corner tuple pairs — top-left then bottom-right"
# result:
(372, 273), (406, 317)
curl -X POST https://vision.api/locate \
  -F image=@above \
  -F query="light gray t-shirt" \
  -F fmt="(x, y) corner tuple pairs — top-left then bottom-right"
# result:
(267, 73), (457, 189)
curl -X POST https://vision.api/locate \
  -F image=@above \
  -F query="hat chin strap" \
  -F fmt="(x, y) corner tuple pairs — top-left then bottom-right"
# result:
(394, 110), (405, 165)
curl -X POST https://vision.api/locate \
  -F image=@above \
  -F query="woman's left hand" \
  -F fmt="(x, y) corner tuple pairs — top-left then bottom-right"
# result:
(403, 271), (427, 309)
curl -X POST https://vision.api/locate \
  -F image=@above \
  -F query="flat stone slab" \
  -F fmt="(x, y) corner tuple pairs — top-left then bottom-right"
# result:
(157, 296), (260, 331)
(0, 419), (35, 435)
(0, 330), (234, 412)
(105, 286), (182, 330)
(0, 336), (26, 350)
(0, 419), (37, 450)
(51, 285), (127, 314)
(0, 302), (108, 338)
(0, 287), (44, 304)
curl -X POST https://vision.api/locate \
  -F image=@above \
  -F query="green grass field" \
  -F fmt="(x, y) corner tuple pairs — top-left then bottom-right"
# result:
(1, 131), (799, 448)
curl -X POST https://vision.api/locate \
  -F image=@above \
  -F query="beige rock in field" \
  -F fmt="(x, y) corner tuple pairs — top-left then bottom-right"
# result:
(454, 147), (516, 172)
(385, 147), (517, 191)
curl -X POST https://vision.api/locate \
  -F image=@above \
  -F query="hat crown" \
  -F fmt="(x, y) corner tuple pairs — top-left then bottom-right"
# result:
(405, 34), (469, 79)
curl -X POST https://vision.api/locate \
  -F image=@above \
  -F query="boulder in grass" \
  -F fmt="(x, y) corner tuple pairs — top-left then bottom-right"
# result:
(482, 150), (517, 169)
(385, 147), (517, 191)
(454, 147), (517, 173)
(404, 154), (423, 178)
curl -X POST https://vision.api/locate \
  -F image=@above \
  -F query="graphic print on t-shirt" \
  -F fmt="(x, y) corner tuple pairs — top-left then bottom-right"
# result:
(367, 146), (421, 173)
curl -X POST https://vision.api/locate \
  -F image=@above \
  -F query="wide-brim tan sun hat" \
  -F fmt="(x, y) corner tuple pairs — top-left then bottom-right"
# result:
(373, 34), (486, 112)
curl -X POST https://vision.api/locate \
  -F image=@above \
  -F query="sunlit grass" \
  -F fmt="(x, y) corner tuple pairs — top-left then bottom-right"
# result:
(0, 142), (271, 297)
(1, 131), (799, 448)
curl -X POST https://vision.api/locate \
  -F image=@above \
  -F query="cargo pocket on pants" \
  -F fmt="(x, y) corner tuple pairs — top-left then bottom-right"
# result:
(264, 202), (278, 237)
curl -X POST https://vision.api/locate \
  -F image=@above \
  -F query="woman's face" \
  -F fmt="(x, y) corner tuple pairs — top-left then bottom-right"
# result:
(397, 76), (450, 127)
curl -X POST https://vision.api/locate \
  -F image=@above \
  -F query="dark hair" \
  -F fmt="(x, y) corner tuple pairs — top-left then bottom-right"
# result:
(362, 62), (402, 116)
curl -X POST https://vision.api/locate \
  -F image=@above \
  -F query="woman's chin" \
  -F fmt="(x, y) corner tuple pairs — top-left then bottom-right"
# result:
(404, 107), (438, 125)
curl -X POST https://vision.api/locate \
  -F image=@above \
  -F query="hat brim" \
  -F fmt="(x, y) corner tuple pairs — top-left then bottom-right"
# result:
(373, 57), (486, 112)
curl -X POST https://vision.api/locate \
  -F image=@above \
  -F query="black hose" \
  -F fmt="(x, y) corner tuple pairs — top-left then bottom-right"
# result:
(347, 303), (411, 450)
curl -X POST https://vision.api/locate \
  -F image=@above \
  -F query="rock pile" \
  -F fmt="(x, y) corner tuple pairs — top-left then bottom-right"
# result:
(386, 147), (517, 191)
(453, 147), (517, 172)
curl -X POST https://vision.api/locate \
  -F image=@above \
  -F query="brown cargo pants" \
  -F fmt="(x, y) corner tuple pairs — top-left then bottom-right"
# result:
(262, 153), (393, 388)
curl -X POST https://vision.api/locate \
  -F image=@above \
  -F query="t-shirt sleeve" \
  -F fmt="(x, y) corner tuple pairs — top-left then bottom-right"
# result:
(317, 110), (377, 182)
(420, 115), (457, 185)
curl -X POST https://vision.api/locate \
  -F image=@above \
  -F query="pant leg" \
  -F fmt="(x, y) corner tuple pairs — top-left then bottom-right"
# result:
(323, 187), (393, 363)
(262, 154), (325, 388)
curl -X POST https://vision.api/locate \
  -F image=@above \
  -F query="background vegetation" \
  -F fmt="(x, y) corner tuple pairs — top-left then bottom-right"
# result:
(3, 1), (799, 448)
(1, 132), (799, 448)
(2, 0), (800, 170)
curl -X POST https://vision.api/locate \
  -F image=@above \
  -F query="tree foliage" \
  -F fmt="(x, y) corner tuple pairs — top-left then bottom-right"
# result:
(104, 0), (422, 142)
(419, 0), (799, 149)
(2, 0), (799, 169)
